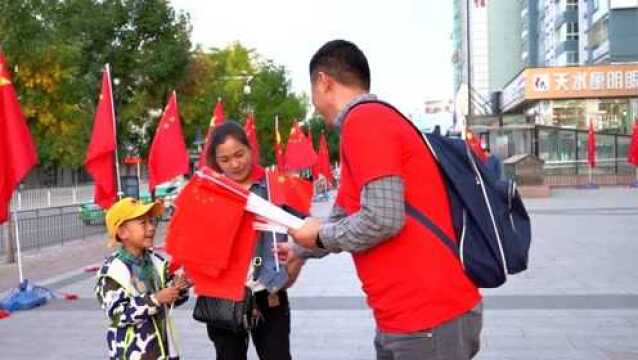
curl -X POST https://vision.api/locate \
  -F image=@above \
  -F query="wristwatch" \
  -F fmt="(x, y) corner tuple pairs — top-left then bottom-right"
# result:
(315, 233), (325, 249)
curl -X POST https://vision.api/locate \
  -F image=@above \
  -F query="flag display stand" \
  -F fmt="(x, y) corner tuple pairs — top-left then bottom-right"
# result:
(578, 167), (599, 189)
(580, 120), (598, 189)
(631, 168), (638, 188)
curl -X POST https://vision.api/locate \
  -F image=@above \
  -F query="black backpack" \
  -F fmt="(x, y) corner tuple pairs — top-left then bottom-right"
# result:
(347, 101), (532, 288)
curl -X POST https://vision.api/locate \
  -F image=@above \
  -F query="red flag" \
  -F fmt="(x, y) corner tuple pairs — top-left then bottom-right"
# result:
(213, 99), (225, 126)
(474, 0), (486, 7)
(0, 52), (38, 224)
(466, 131), (488, 162)
(244, 112), (261, 166)
(588, 120), (596, 168)
(628, 120), (638, 166)
(274, 116), (285, 170)
(284, 122), (317, 170)
(266, 169), (313, 216)
(312, 132), (334, 184)
(85, 65), (117, 209)
(148, 91), (190, 191)
(165, 170), (256, 300)
(198, 99), (225, 168)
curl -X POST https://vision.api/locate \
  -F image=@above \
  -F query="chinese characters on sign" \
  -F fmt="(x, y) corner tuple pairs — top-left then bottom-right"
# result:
(525, 64), (638, 100)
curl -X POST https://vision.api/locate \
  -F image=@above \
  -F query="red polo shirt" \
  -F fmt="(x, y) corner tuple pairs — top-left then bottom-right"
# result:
(336, 102), (481, 333)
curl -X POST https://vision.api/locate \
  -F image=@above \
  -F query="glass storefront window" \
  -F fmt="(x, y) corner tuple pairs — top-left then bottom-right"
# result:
(538, 128), (577, 175)
(617, 136), (633, 175)
(535, 99), (635, 134)
(576, 132), (616, 175)
(552, 100), (584, 128)
(597, 99), (630, 134)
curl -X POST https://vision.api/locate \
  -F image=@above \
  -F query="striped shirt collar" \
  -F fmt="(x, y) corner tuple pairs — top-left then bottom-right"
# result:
(334, 93), (378, 132)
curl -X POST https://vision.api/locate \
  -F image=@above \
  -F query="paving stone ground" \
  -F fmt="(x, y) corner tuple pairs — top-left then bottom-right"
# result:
(1, 188), (637, 359)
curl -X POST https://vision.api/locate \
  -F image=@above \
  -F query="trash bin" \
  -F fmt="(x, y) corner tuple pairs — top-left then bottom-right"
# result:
(503, 154), (545, 186)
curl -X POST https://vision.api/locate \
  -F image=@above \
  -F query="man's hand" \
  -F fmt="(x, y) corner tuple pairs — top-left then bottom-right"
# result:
(288, 218), (322, 249)
(285, 255), (305, 288)
(274, 242), (293, 263)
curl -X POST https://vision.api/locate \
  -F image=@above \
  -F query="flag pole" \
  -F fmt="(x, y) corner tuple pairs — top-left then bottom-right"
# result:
(264, 170), (280, 272)
(106, 63), (123, 199)
(464, 0), (473, 140)
(13, 211), (23, 284)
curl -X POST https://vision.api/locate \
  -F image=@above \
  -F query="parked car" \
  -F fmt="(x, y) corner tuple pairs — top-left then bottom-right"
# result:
(78, 202), (106, 225)
(78, 180), (184, 225)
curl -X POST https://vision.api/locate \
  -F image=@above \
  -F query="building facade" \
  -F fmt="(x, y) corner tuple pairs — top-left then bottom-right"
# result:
(453, 0), (638, 181)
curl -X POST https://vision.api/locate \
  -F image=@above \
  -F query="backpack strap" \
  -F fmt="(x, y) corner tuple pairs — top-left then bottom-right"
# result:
(342, 100), (461, 256)
(404, 203), (459, 256)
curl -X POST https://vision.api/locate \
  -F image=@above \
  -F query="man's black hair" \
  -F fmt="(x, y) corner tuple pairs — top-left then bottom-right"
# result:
(309, 40), (370, 91)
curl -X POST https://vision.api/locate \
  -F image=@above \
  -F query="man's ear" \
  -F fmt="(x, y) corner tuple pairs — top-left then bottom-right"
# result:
(316, 71), (334, 93)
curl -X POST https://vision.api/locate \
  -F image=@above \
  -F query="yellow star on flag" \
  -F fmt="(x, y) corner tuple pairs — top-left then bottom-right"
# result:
(0, 64), (11, 86)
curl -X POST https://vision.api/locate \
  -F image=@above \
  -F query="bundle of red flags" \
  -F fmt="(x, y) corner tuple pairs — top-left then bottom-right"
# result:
(165, 168), (256, 301)
(0, 51), (38, 224)
(266, 169), (313, 216)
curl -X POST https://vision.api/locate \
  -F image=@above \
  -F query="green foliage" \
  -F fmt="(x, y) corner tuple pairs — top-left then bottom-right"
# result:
(0, 0), (192, 168)
(1, 1), (310, 169)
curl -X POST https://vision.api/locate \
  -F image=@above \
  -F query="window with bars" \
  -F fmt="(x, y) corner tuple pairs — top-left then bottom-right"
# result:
(566, 0), (578, 11)
(566, 22), (579, 40)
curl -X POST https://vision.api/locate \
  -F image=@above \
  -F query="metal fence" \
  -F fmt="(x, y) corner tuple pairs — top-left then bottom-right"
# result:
(0, 223), (8, 256)
(4, 206), (106, 254)
(9, 182), (150, 211)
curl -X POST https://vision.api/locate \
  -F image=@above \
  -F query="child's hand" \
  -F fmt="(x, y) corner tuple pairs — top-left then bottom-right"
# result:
(153, 286), (180, 305)
(173, 274), (192, 290)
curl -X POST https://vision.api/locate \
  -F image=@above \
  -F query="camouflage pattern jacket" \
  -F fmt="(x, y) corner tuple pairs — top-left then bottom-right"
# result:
(95, 251), (188, 360)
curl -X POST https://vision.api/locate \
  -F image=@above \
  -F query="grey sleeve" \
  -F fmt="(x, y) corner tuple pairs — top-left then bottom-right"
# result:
(317, 176), (406, 253)
(291, 204), (347, 260)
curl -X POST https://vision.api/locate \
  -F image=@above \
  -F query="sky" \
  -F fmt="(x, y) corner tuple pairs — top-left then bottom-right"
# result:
(170, 0), (455, 127)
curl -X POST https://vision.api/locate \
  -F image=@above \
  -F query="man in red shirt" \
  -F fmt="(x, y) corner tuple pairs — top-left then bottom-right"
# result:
(288, 40), (483, 359)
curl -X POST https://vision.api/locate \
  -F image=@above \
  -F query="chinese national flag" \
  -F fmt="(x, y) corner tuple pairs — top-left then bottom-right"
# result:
(588, 120), (596, 168)
(85, 66), (117, 209)
(312, 132), (334, 184)
(284, 122), (317, 170)
(0, 52), (38, 224)
(148, 91), (189, 190)
(274, 116), (285, 170)
(244, 112), (262, 169)
(266, 169), (313, 216)
(198, 99), (225, 168)
(628, 120), (638, 166)
(165, 170), (256, 300)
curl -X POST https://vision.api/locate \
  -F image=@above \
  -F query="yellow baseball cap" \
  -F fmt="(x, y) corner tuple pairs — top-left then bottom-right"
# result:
(105, 197), (164, 239)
